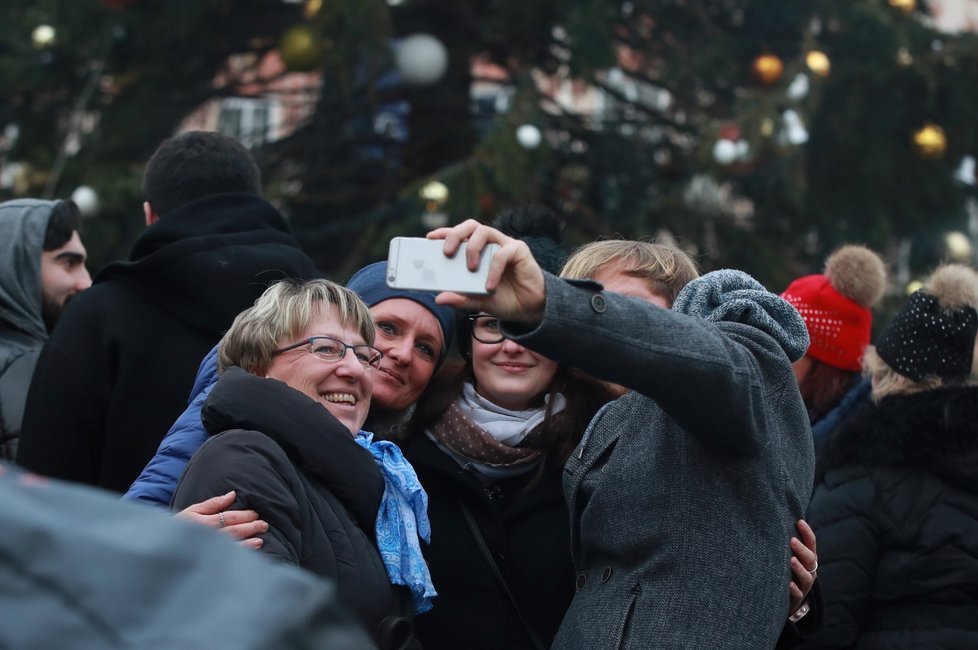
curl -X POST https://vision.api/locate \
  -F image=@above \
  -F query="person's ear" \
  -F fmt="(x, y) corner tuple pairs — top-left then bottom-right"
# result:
(143, 201), (160, 226)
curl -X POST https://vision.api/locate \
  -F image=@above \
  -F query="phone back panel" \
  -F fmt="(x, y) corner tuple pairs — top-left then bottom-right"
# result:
(386, 237), (497, 294)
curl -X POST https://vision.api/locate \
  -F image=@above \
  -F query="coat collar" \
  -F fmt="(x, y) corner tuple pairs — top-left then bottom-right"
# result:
(818, 385), (978, 492)
(202, 366), (382, 530)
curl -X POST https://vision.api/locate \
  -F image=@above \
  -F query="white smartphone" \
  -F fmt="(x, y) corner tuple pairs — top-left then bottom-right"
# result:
(386, 237), (500, 294)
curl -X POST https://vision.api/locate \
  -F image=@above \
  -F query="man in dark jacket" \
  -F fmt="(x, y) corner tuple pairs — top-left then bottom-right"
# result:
(17, 131), (320, 492)
(1, 199), (90, 460)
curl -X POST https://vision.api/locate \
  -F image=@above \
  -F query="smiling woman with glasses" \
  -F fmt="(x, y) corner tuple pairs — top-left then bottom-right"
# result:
(274, 336), (384, 370)
(172, 278), (431, 650)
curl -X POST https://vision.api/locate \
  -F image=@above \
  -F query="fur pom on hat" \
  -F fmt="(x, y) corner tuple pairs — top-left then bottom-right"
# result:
(824, 245), (888, 308)
(491, 205), (567, 275)
(876, 264), (978, 382)
(781, 245), (887, 371)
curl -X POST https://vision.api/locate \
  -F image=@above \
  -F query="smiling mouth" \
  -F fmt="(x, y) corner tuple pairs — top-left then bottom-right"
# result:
(379, 368), (403, 384)
(321, 392), (357, 405)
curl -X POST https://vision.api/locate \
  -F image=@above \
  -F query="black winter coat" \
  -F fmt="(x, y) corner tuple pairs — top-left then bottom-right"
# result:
(801, 385), (978, 649)
(405, 434), (574, 650)
(18, 193), (321, 492)
(172, 367), (417, 650)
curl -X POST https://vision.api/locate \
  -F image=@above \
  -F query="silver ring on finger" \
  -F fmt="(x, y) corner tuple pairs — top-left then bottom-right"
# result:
(218, 511), (227, 529)
(809, 559), (818, 575)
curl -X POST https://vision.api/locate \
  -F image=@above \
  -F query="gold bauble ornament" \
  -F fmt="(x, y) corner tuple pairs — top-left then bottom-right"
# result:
(888, 0), (917, 15)
(912, 124), (947, 159)
(278, 25), (324, 72)
(805, 50), (831, 77)
(751, 54), (784, 85)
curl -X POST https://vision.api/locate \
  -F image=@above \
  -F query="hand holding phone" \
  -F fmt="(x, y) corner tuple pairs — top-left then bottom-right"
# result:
(386, 237), (500, 294)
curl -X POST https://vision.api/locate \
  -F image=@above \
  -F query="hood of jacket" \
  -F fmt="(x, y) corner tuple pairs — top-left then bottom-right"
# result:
(95, 192), (320, 339)
(0, 199), (57, 365)
(672, 268), (810, 362)
(818, 384), (978, 493)
(201, 366), (383, 533)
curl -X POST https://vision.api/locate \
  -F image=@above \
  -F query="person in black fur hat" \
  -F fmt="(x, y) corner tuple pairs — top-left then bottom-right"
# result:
(491, 205), (567, 275)
(801, 263), (978, 648)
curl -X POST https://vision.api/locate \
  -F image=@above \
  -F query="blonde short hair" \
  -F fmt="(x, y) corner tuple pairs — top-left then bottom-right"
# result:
(863, 346), (945, 401)
(219, 279), (375, 374)
(560, 239), (700, 307)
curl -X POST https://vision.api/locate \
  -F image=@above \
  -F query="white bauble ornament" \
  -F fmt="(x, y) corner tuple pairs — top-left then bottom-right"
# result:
(516, 124), (542, 149)
(712, 139), (739, 165)
(71, 185), (100, 217)
(394, 33), (448, 85)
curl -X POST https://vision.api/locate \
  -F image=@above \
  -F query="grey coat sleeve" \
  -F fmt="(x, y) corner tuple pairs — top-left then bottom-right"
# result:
(1, 461), (376, 650)
(505, 271), (807, 453)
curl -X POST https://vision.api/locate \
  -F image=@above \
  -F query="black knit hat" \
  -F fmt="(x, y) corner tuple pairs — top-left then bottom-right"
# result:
(876, 286), (978, 382)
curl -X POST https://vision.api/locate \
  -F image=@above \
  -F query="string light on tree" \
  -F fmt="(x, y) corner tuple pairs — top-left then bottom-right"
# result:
(302, 0), (324, 18)
(278, 25), (325, 72)
(888, 0), (917, 15)
(32, 25), (56, 49)
(419, 180), (449, 228)
(751, 54), (784, 85)
(394, 33), (448, 85)
(945, 231), (972, 262)
(912, 123), (947, 159)
(516, 124), (542, 149)
(805, 50), (831, 77)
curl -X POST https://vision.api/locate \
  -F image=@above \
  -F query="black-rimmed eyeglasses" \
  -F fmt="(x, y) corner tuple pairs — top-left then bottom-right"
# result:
(273, 336), (383, 370)
(468, 314), (506, 344)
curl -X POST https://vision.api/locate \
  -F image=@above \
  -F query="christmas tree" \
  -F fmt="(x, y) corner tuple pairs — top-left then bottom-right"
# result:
(2, 0), (976, 290)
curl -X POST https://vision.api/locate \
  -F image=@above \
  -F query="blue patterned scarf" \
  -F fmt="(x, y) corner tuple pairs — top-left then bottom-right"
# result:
(354, 431), (436, 614)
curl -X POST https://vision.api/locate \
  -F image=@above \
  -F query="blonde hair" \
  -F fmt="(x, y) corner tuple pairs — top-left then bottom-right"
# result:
(862, 346), (942, 401)
(218, 279), (375, 374)
(560, 239), (700, 306)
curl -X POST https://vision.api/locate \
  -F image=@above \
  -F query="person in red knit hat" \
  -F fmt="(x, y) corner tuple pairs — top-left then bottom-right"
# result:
(781, 245), (887, 447)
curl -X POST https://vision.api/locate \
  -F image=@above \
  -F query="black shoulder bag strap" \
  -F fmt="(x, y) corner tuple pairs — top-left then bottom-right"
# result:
(457, 496), (547, 650)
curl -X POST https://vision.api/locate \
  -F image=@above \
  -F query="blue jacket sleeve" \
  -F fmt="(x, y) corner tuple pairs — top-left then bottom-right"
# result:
(122, 345), (220, 508)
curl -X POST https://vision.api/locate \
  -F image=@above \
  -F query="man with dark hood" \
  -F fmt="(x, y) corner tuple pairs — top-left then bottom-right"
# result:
(17, 132), (320, 492)
(1, 199), (90, 460)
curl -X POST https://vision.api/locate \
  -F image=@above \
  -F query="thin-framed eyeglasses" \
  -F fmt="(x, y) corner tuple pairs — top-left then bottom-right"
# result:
(273, 336), (383, 370)
(469, 314), (506, 344)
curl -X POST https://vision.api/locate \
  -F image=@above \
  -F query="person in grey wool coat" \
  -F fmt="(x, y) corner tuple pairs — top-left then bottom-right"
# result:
(426, 220), (817, 650)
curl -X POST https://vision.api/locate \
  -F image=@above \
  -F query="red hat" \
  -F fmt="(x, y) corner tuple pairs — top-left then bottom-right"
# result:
(781, 275), (872, 370)
(780, 245), (887, 372)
